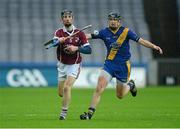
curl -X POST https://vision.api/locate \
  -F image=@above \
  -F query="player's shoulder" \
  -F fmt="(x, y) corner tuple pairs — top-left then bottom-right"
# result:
(126, 27), (137, 35)
(75, 28), (86, 36)
(120, 26), (137, 36)
(95, 27), (109, 35)
(54, 27), (63, 35)
(121, 26), (135, 32)
(74, 28), (80, 33)
(120, 26), (129, 31)
(101, 27), (109, 32)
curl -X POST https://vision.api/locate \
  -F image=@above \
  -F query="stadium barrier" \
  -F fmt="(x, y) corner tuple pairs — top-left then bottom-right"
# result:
(0, 63), (146, 88)
(148, 59), (180, 85)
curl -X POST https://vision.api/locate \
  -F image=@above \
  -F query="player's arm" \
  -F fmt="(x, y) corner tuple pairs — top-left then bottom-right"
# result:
(128, 29), (163, 54)
(53, 36), (65, 43)
(53, 30), (66, 45)
(86, 30), (102, 40)
(138, 38), (163, 54)
(86, 34), (92, 39)
(46, 37), (65, 49)
(64, 44), (91, 54)
(65, 31), (92, 54)
(78, 44), (92, 54)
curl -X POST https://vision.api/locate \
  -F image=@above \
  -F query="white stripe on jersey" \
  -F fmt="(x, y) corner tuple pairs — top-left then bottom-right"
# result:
(63, 25), (76, 36)
(75, 52), (80, 64)
(82, 42), (90, 47)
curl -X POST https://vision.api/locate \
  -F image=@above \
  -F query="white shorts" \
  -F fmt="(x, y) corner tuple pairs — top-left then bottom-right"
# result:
(57, 61), (81, 81)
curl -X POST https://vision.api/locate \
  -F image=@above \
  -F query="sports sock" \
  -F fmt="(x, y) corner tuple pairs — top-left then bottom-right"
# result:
(127, 81), (133, 90)
(88, 107), (96, 116)
(60, 107), (68, 118)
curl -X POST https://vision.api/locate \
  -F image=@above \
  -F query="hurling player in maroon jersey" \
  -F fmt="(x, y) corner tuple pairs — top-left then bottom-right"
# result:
(53, 10), (91, 120)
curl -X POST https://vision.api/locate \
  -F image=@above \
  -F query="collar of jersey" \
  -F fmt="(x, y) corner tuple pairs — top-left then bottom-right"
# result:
(63, 25), (76, 36)
(108, 25), (121, 34)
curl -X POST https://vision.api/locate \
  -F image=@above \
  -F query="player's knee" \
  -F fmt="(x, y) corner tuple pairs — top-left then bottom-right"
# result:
(63, 86), (71, 93)
(116, 93), (123, 99)
(64, 81), (72, 87)
(98, 76), (107, 86)
(98, 76), (105, 82)
(94, 76), (107, 95)
(95, 86), (102, 94)
(96, 81), (106, 94)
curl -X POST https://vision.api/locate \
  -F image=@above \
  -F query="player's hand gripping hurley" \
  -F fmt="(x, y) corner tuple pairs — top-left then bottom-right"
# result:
(44, 24), (92, 49)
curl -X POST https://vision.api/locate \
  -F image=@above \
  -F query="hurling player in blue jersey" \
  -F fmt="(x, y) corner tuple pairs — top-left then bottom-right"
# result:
(80, 12), (163, 120)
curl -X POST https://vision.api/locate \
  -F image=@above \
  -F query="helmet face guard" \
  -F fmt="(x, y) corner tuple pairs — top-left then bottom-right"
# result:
(108, 12), (121, 21)
(61, 10), (73, 18)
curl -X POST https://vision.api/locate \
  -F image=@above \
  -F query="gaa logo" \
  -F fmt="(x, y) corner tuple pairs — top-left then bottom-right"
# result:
(6, 69), (48, 87)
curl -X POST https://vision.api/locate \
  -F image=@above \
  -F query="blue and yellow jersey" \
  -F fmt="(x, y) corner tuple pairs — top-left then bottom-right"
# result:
(92, 26), (140, 65)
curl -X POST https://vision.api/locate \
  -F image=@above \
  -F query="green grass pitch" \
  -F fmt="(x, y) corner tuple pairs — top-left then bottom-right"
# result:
(0, 87), (180, 128)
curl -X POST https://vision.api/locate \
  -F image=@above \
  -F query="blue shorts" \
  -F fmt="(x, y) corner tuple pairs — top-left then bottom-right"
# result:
(103, 61), (131, 83)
